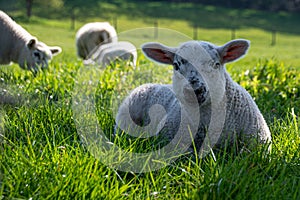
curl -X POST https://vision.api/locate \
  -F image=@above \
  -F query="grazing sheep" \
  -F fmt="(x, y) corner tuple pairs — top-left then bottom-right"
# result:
(84, 41), (137, 67)
(116, 39), (271, 153)
(76, 22), (118, 60)
(0, 10), (62, 72)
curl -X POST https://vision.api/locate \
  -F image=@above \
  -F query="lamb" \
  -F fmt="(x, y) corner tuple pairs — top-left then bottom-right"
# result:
(116, 39), (271, 155)
(0, 10), (62, 72)
(83, 41), (137, 67)
(76, 22), (118, 60)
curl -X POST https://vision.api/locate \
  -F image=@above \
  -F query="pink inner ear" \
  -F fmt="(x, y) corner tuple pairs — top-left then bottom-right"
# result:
(224, 51), (238, 60)
(223, 44), (247, 62)
(144, 48), (173, 64)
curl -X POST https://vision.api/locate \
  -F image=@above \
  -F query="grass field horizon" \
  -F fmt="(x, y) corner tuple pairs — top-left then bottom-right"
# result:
(1, 1), (300, 199)
(3, 1), (300, 70)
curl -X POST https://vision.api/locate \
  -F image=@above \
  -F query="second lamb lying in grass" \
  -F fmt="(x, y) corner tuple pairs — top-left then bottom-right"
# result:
(116, 39), (271, 154)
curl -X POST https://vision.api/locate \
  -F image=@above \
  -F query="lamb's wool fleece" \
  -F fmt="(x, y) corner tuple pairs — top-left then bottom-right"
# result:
(221, 73), (271, 145)
(116, 83), (200, 150)
(116, 39), (271, 152)
(116, 84), (178, 137)
(76, 22), (118, 60)
(84, 41), (137, 67)
(0, 10), (61, 72)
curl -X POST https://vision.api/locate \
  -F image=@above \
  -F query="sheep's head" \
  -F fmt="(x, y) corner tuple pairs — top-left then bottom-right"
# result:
(142, 39), (249, 106)
(20, 38), (62, 73)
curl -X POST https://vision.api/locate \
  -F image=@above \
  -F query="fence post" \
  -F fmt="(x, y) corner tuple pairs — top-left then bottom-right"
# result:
(113, 17), (118, 33)
(231, 28), (236, 40)
(154, 20), (158, 39)
(71, 8), (76, 30)
(193, 25), (198, 40)
(271, 29), (276, 46)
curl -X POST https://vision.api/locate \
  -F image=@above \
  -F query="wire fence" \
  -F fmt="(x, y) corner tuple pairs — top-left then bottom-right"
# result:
(70, 15), (278, 46)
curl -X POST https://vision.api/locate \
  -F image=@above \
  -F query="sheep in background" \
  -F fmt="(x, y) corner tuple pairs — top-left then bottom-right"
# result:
(84, 41), (137, 67)
(116, 39), (271, 154)
(0, 10), (62, 72)
(76, 22), (118, 60)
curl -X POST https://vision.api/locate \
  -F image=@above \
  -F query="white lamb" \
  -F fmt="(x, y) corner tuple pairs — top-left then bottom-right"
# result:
(76, 22), (118, 60)
(84, 41), (137, 67)
(116, 39), (271, 154)
(0, 10), (62, 72)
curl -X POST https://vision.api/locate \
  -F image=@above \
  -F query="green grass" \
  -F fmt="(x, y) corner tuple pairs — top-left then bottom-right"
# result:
(1, 1), (300, 199)
(0, 57), (299, 199)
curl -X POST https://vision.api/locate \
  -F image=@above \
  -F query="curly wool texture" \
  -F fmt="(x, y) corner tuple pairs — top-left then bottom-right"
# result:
(222, 74), (271, 144)
(116, 84), (180, 138)
(76, 22), (118, 60)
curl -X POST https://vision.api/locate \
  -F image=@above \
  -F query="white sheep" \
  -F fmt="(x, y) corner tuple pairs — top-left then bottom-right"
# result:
(116, 39), (271, 154)
(76, 22), (118, 60)
(0, 10), (62, 72)
(84, 41), (137, 67)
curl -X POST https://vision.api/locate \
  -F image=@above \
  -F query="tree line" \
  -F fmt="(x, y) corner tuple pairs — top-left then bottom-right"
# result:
(0, 0), (299, 19)
(143, 0), (300, 12)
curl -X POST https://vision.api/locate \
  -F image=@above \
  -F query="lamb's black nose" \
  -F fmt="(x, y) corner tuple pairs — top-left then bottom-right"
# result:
(189, 77), (199, 85)
(194, 85), (206, 95)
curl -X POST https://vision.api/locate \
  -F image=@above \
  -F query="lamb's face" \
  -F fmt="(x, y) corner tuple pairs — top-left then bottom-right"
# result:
(171, 41), (226, 105)
(142, 39), (249, 106)
(20, 39), (61, 72)
(171, 53), (208, 105)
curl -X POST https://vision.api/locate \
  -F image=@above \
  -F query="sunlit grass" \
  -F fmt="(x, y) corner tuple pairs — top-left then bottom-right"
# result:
(0, 57), (299, 199)
(1, 3), (300, 198)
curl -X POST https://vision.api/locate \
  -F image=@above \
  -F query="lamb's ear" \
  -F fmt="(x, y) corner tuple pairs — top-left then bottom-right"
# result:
(142, 42), (176, 65)
(27, 38), (37, 49)
(218, 39), (250, 64)
(49, 46), (62, 56)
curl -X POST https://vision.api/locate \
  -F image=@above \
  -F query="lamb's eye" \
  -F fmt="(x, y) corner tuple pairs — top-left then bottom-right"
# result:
(213, 62), (221, 69)
(34, 52), (41, 60)
(181, 58), (187, 64)
(173, 62), (180, 71)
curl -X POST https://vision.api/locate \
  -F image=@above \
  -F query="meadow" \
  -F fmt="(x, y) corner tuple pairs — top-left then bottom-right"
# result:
(0, 1), (300, 199)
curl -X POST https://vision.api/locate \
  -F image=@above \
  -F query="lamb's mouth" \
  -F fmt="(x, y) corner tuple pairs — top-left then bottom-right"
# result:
(39, 59), (48, 69)
(183, 86), (208, 105)
(194, 86), (207, 104)
(33, 60), (48, 71)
